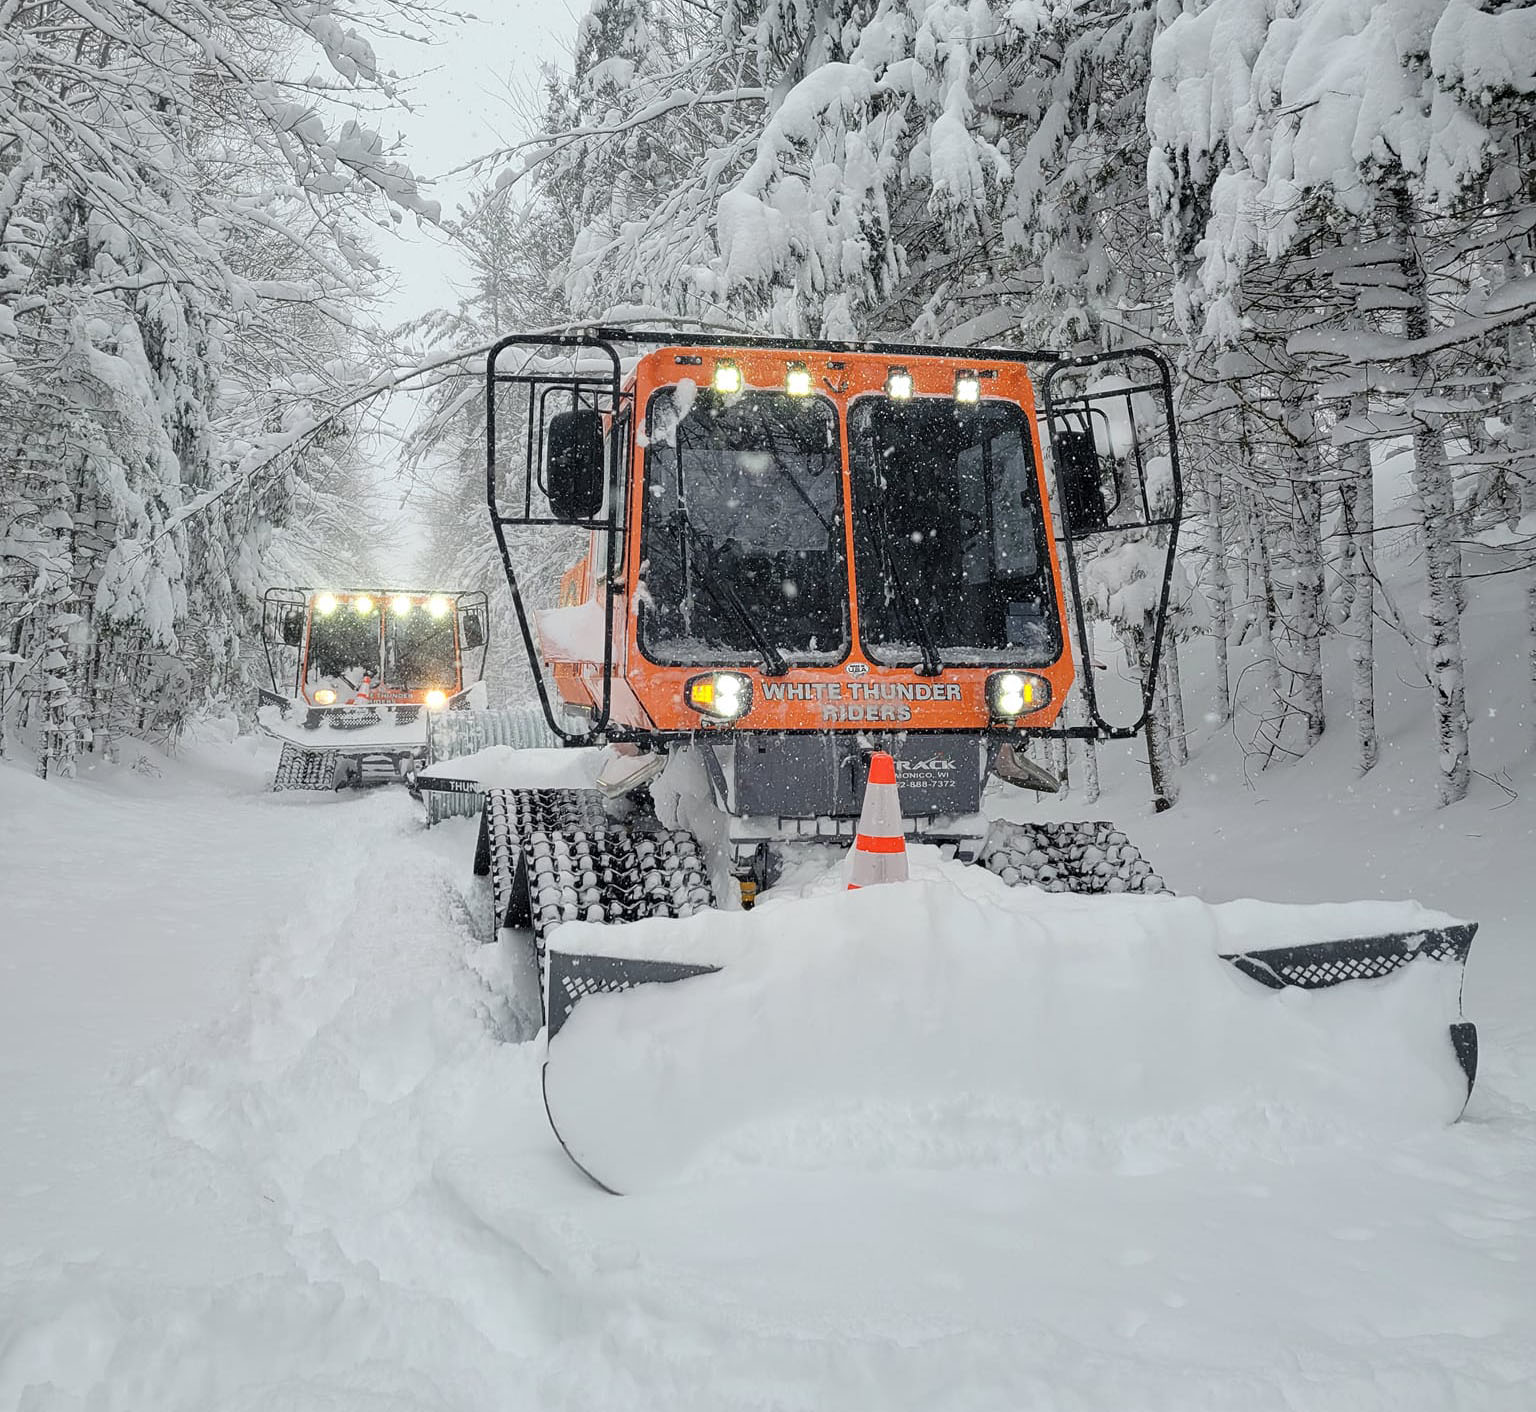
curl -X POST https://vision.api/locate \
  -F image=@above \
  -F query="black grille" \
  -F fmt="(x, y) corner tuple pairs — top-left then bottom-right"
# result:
(1221, 924), (1476, 991)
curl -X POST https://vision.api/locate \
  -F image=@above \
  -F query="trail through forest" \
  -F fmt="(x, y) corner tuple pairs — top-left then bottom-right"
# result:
(3, 710), (1534, 1410)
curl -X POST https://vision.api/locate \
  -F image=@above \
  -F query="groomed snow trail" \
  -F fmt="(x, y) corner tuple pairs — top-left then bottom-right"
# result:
(3, 743), (1535, 1411)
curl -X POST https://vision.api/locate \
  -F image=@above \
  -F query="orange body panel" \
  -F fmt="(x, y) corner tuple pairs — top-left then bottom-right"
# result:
(539, 349), (1076, 736)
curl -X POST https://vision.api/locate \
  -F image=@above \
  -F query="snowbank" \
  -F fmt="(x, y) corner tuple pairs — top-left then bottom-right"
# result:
(544, 874), (1470, 1192)
(3, 738), (1532, 1412)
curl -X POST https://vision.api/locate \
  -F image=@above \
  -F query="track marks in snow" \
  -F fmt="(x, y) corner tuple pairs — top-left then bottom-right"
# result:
(126, 795), (1536, 1411)
(7, 757), (1536, 1412)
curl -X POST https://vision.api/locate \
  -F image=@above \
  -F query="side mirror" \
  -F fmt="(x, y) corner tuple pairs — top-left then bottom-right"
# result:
(461, 608), (486, 650)
(281, 610), (305, 647)
(545, 409), (605, 521)
(1051, 424), (1110, 536)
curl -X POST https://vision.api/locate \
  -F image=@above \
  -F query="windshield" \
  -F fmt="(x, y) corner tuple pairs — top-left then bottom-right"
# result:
(639, 387), (849, 665)
(305, 605), (381, 689)
(849, 397), (1059, 665)
(385, 609), (459, 690)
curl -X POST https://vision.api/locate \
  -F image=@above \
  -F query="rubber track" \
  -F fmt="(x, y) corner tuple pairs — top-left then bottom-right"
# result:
(475, 787), (610, 937)
(272, 743), (339, 792)
(980, 820), (1171, 895)
(523, 825), (712, 950)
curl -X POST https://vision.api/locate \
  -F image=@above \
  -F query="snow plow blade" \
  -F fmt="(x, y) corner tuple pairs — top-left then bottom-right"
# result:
(539, 883), (1477, 1194)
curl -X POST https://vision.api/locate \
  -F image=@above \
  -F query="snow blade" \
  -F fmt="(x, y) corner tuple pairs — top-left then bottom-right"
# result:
(547, 951), (718, 1041)
(1221, 923), (1478, 1101)
(538, 882), (1479, 1195)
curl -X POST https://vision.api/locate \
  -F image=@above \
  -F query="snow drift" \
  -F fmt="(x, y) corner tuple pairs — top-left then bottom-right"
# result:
(543, 866), (1472, 1193)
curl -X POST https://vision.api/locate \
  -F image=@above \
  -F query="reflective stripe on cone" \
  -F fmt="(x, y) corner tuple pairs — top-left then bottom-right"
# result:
(848, 751), (908, 889)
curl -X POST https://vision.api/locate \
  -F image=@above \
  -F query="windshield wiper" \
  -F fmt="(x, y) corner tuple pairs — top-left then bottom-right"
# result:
(873, 507), (943, 677)
(679, 517), (788, 677)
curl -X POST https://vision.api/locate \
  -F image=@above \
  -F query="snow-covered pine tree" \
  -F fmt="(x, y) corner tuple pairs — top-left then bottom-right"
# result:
(0, 0), (440, 767)
(1427, 1), (1536, 750)
(1147, 0), (1529, 804)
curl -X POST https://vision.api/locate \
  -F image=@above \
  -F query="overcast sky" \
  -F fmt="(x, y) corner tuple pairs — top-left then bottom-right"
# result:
(363, 1), (577, 576)
(378, 0), (577, 325)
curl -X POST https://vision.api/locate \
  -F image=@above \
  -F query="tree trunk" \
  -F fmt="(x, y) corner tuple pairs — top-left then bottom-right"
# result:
(1411, 411), (1470, 803)
(1136, 627), (1179, 810)
(1397, 186), (1470, 804)
(1246, 486), (1285, 765)
(1207, 478), (1232, 722)
(1337, 402), (1379, 773)
(1292, 458), (1326, 750)
(1065, 679), (1100, 805)
(1281, 378), (1327, 752)
(1164, 635), (1188, 765)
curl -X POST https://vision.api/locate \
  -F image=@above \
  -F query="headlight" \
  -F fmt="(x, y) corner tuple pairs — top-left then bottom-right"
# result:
(315, 593), (338, 616)
(685, 671), (752, 721)
(886, 367), (913, 400)
(954, 371), (981, 405)
(424, 689), (448, 711)
(426, 595), (450, 619)
(713, 361), (742, 395)
(987, 670), (1051, 719)
(353, 595), (375, 615)
(785, 362), (812, 397)
(391, 594), (413, 615)
(314, 688), (337, 705)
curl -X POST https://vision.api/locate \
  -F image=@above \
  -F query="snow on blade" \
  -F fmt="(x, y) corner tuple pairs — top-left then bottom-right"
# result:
(542, 873), (1470, 1194)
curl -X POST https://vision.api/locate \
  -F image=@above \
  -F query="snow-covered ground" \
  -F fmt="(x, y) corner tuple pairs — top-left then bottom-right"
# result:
(3, 590), (1534, 1409)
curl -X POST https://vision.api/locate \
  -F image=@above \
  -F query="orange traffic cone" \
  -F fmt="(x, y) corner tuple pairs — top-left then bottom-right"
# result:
(847, 751), (908, 889)
(355, 673), (372, 704)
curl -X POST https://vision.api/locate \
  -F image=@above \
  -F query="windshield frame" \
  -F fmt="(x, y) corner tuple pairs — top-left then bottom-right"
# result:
(635, 384), (853, 669)
(847, 391), (1062, 668)
(383, 608), (462, 692)
(304, 604), (383, 690)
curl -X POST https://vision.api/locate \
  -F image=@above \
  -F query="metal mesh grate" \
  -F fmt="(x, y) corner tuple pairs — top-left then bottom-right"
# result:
(1222, 925), (1476, 991)
(546, 952), (720, 1038)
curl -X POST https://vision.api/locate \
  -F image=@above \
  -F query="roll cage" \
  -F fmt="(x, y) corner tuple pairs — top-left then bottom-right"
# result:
(486, 328), (1181, 748)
